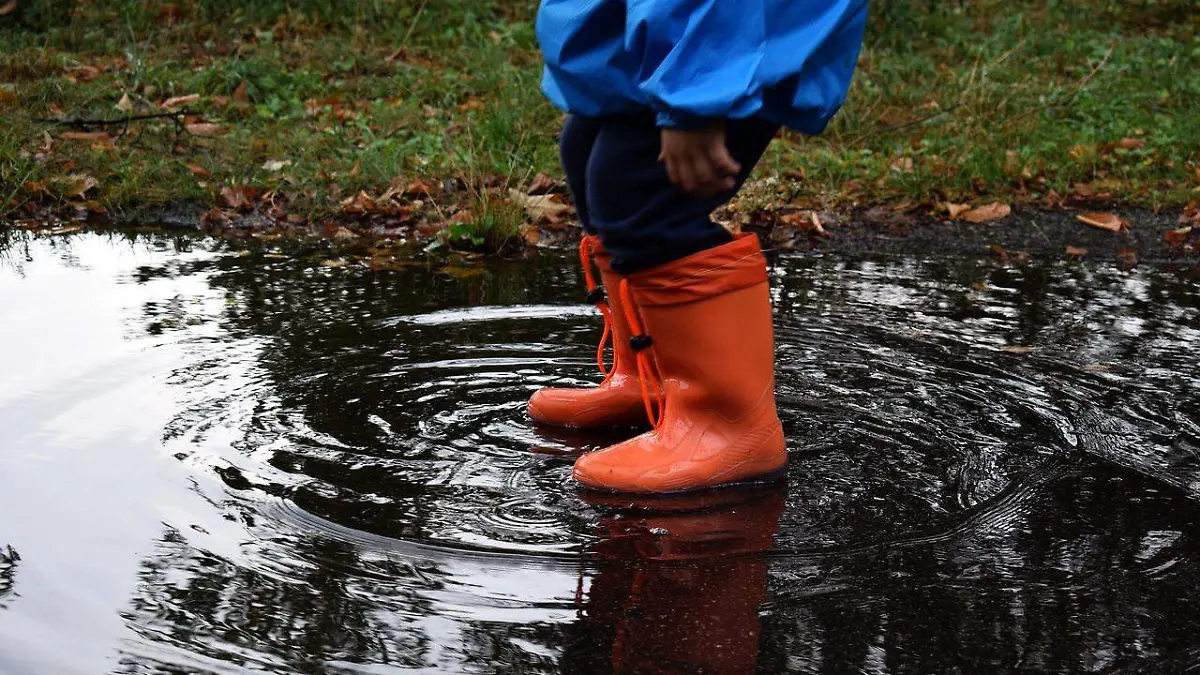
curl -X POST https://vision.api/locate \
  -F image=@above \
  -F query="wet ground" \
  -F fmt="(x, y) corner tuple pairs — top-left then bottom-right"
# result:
(1, 230), (1199, 675)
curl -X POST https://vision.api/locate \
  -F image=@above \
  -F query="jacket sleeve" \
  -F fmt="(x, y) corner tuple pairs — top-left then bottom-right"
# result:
(625, 0), (867, 129)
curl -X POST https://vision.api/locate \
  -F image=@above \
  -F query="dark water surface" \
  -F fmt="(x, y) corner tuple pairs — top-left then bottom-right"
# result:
(1, 232), (1199, 675)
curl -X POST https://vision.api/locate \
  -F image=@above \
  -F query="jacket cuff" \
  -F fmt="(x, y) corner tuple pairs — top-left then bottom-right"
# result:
(655, 109), (714, 130)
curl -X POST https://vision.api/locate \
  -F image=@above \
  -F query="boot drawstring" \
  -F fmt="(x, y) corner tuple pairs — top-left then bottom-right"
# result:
(619, 278), (665, 428)
(579, 236), (615, 380)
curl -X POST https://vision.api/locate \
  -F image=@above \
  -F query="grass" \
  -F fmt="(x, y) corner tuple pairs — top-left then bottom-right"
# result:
(1, 0), (1198, 234)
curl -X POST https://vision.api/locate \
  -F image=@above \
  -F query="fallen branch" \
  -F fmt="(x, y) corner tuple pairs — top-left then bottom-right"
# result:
(29, 110), (196, 128)
(30, 110), (201, 144)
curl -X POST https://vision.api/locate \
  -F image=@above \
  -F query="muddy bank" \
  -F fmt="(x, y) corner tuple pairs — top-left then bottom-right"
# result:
(4, 202), (1198, 267)
(759, 205), (1199, 266)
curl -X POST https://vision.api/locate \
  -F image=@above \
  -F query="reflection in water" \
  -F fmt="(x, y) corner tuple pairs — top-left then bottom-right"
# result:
(1, 232), (1199, 674)
(565, 488), (785, 675)
(0, 546), (18, 611)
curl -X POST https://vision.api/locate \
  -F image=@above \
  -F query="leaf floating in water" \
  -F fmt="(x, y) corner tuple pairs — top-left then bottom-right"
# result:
(1076, 212), (1128, 232)
(1065, 245), (1088, 257)
(320, 258), (347, 268)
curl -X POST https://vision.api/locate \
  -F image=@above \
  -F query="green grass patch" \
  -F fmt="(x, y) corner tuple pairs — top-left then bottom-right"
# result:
(1, 0), (1197, 229)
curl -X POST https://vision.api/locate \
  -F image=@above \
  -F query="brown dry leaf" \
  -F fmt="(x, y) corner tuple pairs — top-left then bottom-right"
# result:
(320, 258), (348, 268)
(220, 185), (257, 210)
(160, 94), (200, 109)
(961, 202), (1011, 223)
(332, 227), (359, 243)
(341, 191), (376, 214)
(944, 202), (971, 219)
(527, 172), (562, 195)
(1076, 212), (1128, 232)
(509, 189), (571, 221)
(233, 82), (249, 104)
(185, 163), (210, 178)
(456, 98), (486, 112)
(1179, 204), (1200, 226)
(1112, 138), (1146, 151)
(890, 156), (914, 173)
(0, 0), (17, 16)
(403, 179), (435, 197)
(520, 224), (540, 246)
(779, 210), (827, 236)
(55, 174), (98, 198)
(115, 93), (134, 113)
(261, 159), (291, 172)
(1065, 245), (1089, 257)
(1000, 346), (1035, 354)
(60, 131), (111, 142)
(1164, 227), (1193, 247)
(186, 123), (226, 137)
(1116, 247), (1139, 270)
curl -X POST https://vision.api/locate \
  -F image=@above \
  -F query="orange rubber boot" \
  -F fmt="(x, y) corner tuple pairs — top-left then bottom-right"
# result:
(572, 233), (787, 493)
(528, 236), (647, 429)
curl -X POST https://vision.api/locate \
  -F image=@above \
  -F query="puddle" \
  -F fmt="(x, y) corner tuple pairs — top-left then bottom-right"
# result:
(1, 231), (1198, 674)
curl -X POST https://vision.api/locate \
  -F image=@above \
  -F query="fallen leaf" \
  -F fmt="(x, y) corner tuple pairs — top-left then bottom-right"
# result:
(320, 258), (348, 268)
(220, 185), (258, 210)
(1065, 245), (1089, 257)
(341, 191), (375, 214)
(509, 189), (571, 221)
(520, 223), (540, 246)
(55, 174), (98, 198)
(403, 179), (435, 197)
(60, 131), (111, 142)
(527, 172), (562, 195)
(1000, 345), (1034, 353)
(960, 202), (1011, 223)
(891, 156), (914, 173)
(1076, 212), (1128, 232)
(1164, 227), (1192, 247)
(185, 162), (210, 178)
(115, 93), (134, 112)
(778, 210), (827, 236)
(0, 0), (17, 16)
(944, 202), (971, 219)
(261, 159), (291, 171)
(232, 82), (249, 104)
(185, 123), (226, 137)
(332, 227), (359, 243)
(1116, 247), (1139, 270)
(783, 167), (807, 181)
(160, 94), (200, 109)
(1112, 137), (1146, 151)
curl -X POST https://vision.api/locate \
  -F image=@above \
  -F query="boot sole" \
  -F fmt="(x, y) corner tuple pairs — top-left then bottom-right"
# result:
(574, 462), (789, 499)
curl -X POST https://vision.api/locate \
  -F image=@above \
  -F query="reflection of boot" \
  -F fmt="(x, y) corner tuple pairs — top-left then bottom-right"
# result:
(577, 488), (786, 675)
(529, 236), (647, 429)
(573, 234), (787, 493)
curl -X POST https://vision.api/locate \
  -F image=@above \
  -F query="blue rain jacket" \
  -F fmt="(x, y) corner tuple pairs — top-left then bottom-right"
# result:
(537, 0), (868, 134)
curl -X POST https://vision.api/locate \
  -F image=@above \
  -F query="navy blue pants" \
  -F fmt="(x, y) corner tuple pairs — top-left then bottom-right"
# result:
(560, 112), (780, 274)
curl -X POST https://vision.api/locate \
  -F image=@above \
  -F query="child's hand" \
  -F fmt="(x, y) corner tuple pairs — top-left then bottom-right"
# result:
(659, 123), (742, 197)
